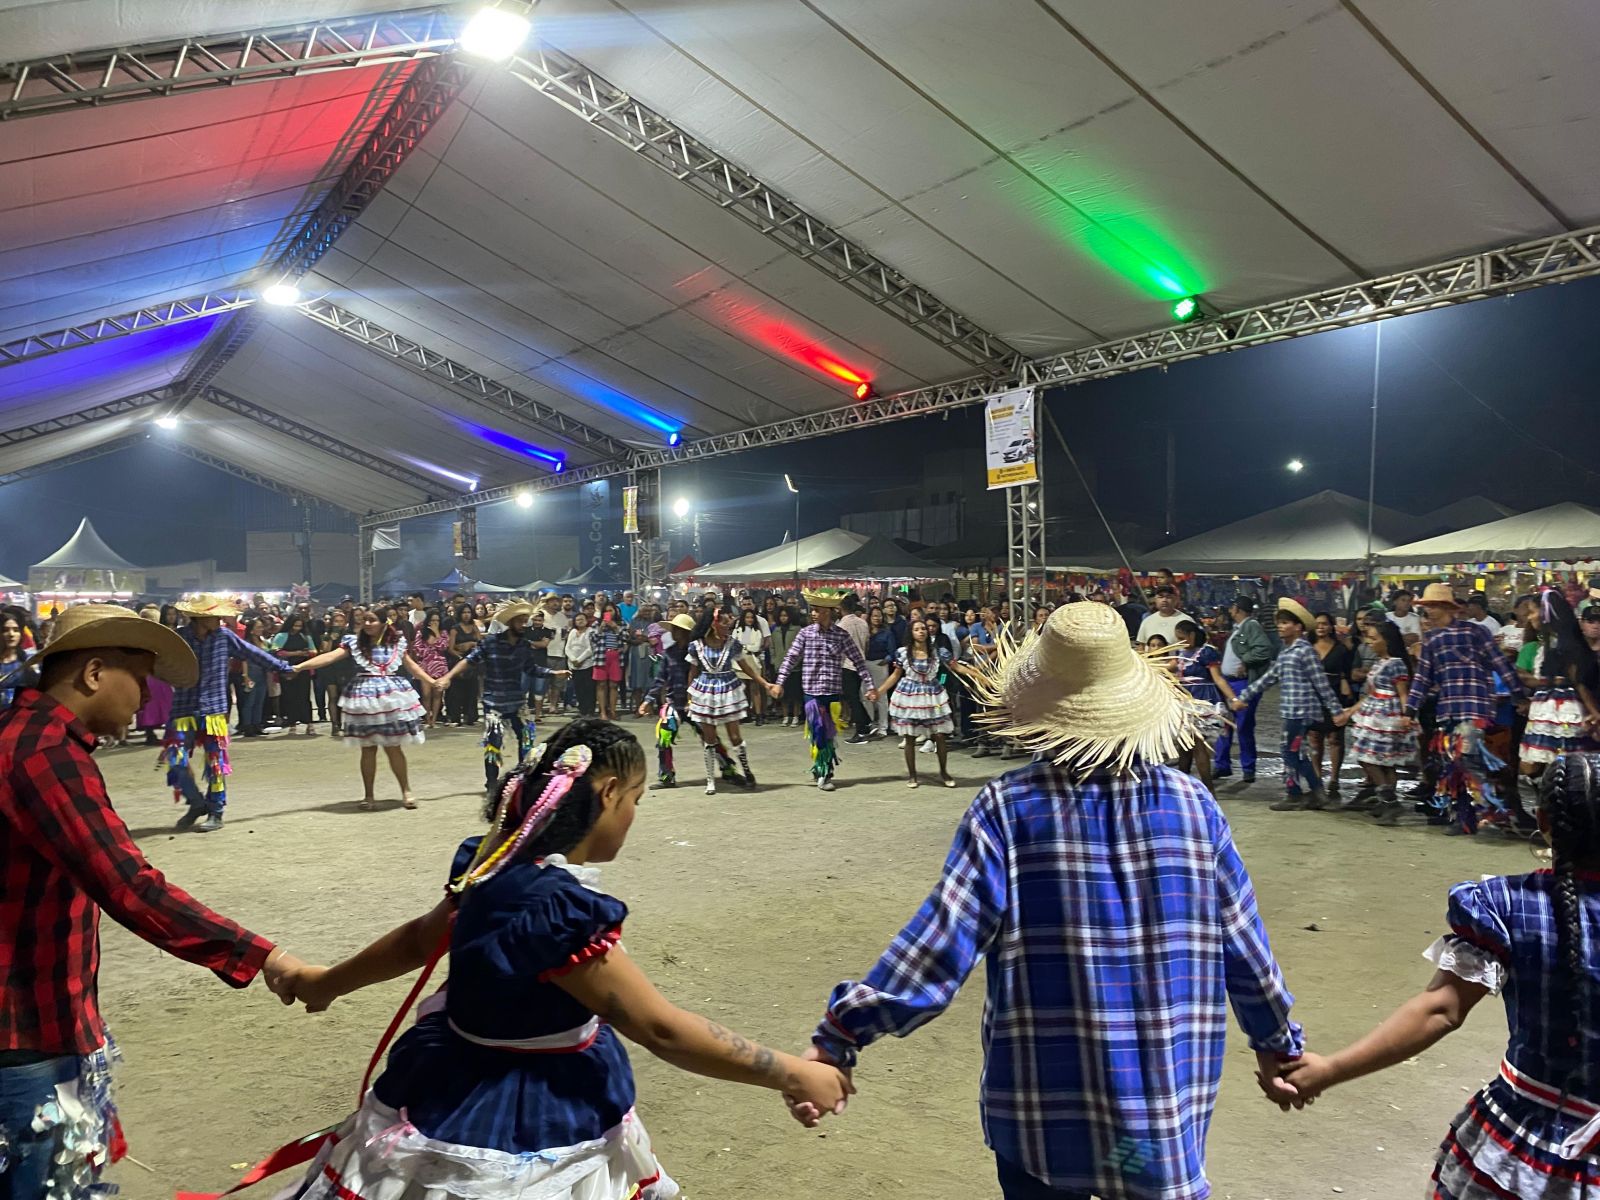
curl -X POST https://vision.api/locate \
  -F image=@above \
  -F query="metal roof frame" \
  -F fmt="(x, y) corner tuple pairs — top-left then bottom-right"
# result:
(0, 293), (254, 367)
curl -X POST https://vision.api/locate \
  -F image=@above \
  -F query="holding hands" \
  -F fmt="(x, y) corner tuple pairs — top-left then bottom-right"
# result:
(784, 1044), (854, 1128)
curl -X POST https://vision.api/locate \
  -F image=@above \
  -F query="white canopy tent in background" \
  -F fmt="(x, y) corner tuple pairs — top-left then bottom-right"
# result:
(28, 518), (148, 596)
(1377, 502), (1600, 568)
(1138, 490), (1425, 575)
(674, 529), (871, 583)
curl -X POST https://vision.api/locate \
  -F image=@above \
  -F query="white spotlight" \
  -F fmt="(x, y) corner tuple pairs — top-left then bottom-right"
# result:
(515, 490), (534, 508)
(262, 281), (302, 306)
(672, 497), (690, 518)
(459, 7), (532, 60)
(155, 415), (179, 430)
(1286, 458), (1305, 473)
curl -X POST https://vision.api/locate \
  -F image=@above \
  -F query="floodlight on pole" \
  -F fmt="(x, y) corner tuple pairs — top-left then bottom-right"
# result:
(458, 6), (532, 59)
(784, 473), (798, 494)
(155, 415), (179, 430)
(262, 281), (302, 306)
(1287, 458), (1305, 473)
(672, 497), (690, 518)
(515, 490), (534, 508)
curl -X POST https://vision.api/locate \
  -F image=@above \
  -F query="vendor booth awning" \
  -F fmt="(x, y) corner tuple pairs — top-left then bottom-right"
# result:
(789, 535), (950, 581)
(430, 568), (475, 590)
(674, 528), (871, 581)
(1138, 491), (1426, 574)
(557, 566), (626, 589)
(28, 517), (146, 595)
(1417, 497), (1518, 536)
(1376, 502), (1600, 566)
(0, 572), (23, 589)
(518, 579), (560, 594)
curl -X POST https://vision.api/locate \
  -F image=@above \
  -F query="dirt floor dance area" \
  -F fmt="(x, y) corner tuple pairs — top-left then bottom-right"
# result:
(96, 719), (1532, 1199)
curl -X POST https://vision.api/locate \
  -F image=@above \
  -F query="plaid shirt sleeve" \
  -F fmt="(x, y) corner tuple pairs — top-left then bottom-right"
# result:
(1209, 804), (1304, 1056)
(1236, 653), (1282, 707)
(813, 796), (1006, 1066)
(3, 735), (274, 986)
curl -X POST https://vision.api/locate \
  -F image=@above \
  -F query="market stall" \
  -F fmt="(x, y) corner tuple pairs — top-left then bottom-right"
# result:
(27, 518), (146, 615)
(1375, 502), (1600, 603)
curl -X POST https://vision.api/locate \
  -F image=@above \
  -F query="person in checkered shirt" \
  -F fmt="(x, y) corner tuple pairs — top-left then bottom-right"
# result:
(0, 605), (311, 1199)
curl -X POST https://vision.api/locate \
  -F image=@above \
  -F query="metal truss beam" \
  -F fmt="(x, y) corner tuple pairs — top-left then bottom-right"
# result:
(504, 43), (1023, 377)
(162, 440), (337, 510)
(0, 435), (146, 486)
(175, 52), (474, 403)
(0, 293), (253, 367)
(360, 222), (1600, 528)
(294, 298), (641, 463)
(0, 10), (455, 120)
(198, 386), (445, 496)
(0, 392), (168, 447)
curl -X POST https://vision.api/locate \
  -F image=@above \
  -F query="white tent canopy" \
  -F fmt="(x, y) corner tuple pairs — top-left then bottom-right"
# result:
(1139, 490), (1425, 574)
(30, 518), (143, 571)
(675, 529), (871, 582)
(1376, 502), (1600, 566)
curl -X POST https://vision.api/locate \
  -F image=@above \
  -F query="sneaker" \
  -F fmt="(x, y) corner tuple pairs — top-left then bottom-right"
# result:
(704, 779), (717, 796)
(1303, 790), (1329, 811)
(658, 772), (676, 788)
(195, 812), (224, 833)
(175, 804), (207, 831)
(907, 778), (920, 789)
(741, 770), (757, 789)
(1240, 773), (1256, 785)
(1325, 781), (1340, 799)
(971, 745), (996, 758)
(918, 739), (935, 754)
(1270, 793), (1307, 812)
(1372, 795), (1402, 826)
(816, 776), (837, 792)
(1341, 784), (1378, 811)
(846, 733), (870, 745)
(1212, 769), (1234, 780)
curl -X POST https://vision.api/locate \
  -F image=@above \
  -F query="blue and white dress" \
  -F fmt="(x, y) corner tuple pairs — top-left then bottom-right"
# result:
(887, 646), (953, 736)
(277, 841), (675, 1200)
(686, 637), (747, 724)
(338, 633), (425, 747)
(1422, 871), (1600, 1199)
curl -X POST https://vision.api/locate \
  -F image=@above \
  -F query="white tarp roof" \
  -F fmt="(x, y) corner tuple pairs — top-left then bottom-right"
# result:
(676, 528), (871, 581)
(30, 517), (143, 571)
(3, 2), (1599, 509)
(1140, 490), (1425, 574)
(1377, 502), (1600, 565)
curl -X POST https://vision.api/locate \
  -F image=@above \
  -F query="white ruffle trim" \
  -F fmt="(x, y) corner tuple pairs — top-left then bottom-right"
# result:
(1422, 935), (1506, 994)
(342, 692), (424, 715)
(272, 1096), (677, 1200)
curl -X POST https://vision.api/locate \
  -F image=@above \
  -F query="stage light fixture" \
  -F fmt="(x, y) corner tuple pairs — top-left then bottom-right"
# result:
(673, 497), (690, 518)
(1287, 459), (1305, 473)
(155, 415), (179, 430)
(459, 7), (532, 60)
(552, 459), (566, 474)
(262, 281), (302, 306)
(666, 431), (682, 447)
(1171, 295), (1202, 323)
(853, 381), (876, 401)
(515, 490), (534, 508)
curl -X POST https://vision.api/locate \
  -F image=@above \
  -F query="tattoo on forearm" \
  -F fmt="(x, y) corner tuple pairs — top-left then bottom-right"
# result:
(705, 1019), (784, 1084)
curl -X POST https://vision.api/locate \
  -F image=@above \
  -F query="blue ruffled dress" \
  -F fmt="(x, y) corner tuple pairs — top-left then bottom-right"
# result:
(277, 839), (676, 1200)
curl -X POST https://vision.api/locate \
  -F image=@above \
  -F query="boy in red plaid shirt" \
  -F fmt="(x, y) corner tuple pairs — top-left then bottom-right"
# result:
(0, 605), (311, 1199)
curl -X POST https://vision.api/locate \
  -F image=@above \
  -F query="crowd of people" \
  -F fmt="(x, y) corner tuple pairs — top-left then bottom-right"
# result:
(1, 571), (1598, 1200)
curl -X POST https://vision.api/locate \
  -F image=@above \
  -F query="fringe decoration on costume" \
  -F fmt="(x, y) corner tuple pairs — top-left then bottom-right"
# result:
(655, 703), (678, 780)
(164, 718), (195, 801)
(961, 624), (1200, 779)
(1429, 723), (1507, 834)
(805, 698), (842, 779)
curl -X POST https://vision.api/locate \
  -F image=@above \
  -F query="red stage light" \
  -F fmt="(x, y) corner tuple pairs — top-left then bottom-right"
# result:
(744, 318), (875, 394)
(853, 381), (875, 401)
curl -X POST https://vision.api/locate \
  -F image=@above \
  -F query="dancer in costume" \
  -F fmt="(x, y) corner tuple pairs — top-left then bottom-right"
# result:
(164, 594), (293, 833)
(686, 605), (762, 794)
(293, 607), (439, 812)
(879, 617), (957, 789)
(635, 613), (741, 789)
(269, 719), (851, 1200)
(768, 588), (878, 792)
(1405, 583), (1526, 834)
(1281, 752), (1600, 1199)
(1172, 619), (1234, 788)
(436, 601), (569, 792)
(1340, 619), (1415, 824)
(0, 605), (308, 1200)
(1520, 590), (1600, 770)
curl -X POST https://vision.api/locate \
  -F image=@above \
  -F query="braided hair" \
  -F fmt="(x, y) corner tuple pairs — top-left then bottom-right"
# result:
(480, 718), (644, 861)
(1540, 752), (1599, 1104)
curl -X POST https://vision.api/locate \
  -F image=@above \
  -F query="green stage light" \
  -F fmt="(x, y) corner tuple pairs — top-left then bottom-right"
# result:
(1171, 295), (1202, 323)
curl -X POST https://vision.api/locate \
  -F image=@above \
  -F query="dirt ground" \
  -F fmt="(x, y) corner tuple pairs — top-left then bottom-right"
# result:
(90, 714), (1538, 1200)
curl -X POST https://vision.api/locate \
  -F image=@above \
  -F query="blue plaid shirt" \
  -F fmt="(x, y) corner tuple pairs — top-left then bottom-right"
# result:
(815, 761), (1302, 1200)
(1236, 637), (1341, 722)
(1406, 619), (1523, 724)
(464, 632), (555, 713)
(170, 627), (292, 720)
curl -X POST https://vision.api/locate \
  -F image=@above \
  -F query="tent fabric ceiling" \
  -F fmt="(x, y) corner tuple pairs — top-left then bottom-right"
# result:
(2, 0), (1599, 510)
(1377, 502), (1600, 565)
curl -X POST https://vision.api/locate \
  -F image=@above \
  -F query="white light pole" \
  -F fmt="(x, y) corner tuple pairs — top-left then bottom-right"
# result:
(784, 474), (799, 592)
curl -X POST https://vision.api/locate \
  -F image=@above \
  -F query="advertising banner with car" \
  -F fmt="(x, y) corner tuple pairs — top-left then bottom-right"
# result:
(984, 386), (1038, 489)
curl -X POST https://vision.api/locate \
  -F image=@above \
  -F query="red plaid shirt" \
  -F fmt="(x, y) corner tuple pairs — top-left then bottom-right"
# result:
(0, 689), (273, 1054)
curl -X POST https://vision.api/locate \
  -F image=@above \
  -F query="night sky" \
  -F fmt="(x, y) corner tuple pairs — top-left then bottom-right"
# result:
(5, 273), (1597, 583)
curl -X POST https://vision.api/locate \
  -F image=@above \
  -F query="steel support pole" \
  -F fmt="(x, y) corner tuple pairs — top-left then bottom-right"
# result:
(1003, 397), (1046, 631)
(359, 531), (376, 604)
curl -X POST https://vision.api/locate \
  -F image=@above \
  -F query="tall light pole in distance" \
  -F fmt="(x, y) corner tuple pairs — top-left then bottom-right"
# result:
(784, 474), (800, 593)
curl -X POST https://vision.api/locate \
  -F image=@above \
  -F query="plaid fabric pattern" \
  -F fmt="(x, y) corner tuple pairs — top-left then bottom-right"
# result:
(170, 626), (292, 719)
(1236, 637), (1341, 721)
(814, 760), (1302, 1200)
(1407, 619), (1524, 724)
(774, 623), (872, 698)
(0, 690), (272, 1053)
(465, 633), (552, 713)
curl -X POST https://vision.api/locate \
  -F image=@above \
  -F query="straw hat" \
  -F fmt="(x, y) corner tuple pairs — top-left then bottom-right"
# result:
(1417, 582), (1460, 608)
(802, 586), (848, 609)
(1275, 598), (1315, 629)
(495, 600), (540, 623)
(175, 593), (239, 618)
(963, 602), (1198, 778)
(40, 603), (198, 686)
(666, 613), (697, 632)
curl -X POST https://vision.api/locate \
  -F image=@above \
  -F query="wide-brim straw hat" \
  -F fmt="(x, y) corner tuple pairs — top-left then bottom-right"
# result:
(963, 602), (1199, 778)
(40, 603), (199, 686)
(495, 600), (541, 623)
(1418, 582), (1460, 608)
(803, 586), (848, 609)
(1275, 598), (1316, 630)
(175, 592), (239, 618)
(666, 613), (697, 632)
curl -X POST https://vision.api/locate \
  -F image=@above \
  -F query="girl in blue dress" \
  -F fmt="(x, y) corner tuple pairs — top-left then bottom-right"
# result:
(276, 718), (850, 1200)
(1281, 752), (1600, 1199)
(1172, 620), (1234, 789)
(880, 618), (956, 789)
